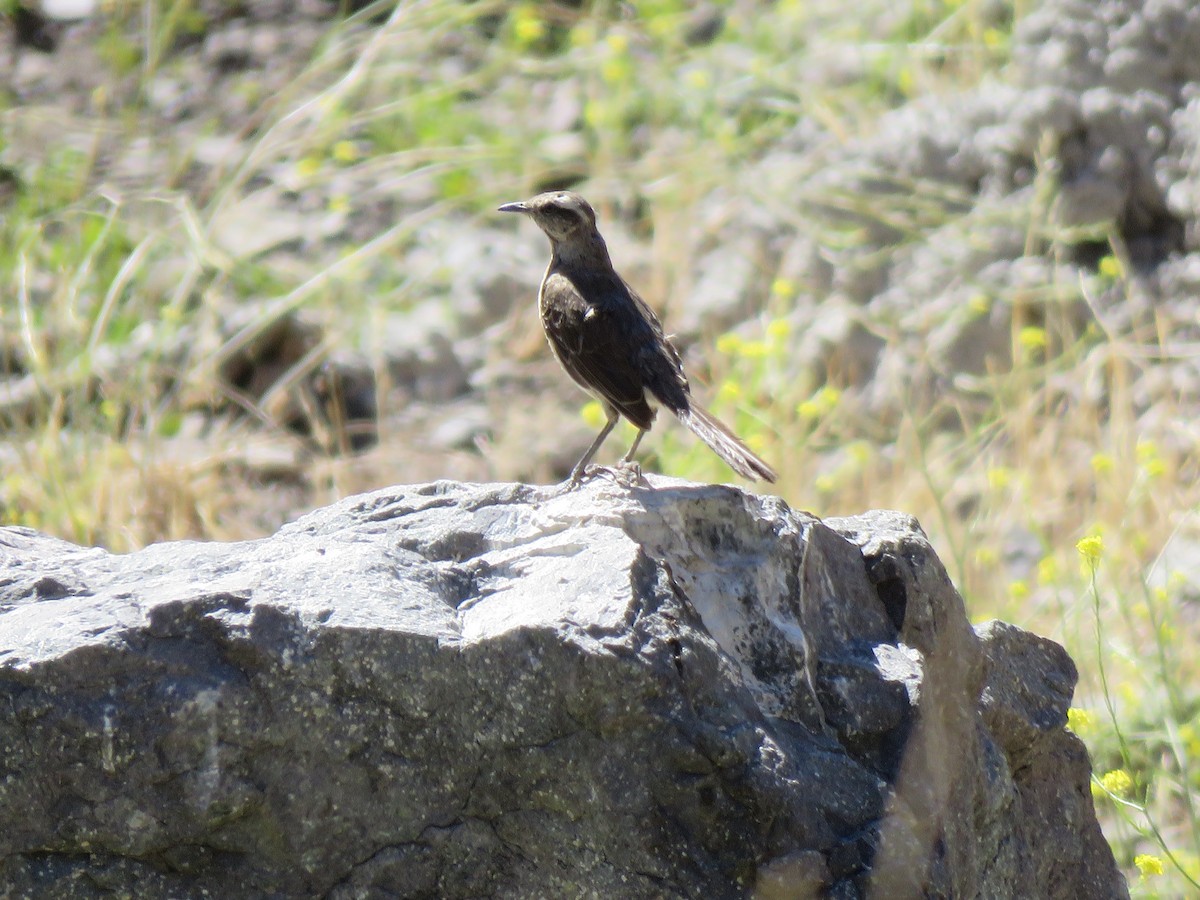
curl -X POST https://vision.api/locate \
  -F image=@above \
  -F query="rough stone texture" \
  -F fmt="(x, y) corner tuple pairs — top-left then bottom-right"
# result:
(0, 479), (1124, 898)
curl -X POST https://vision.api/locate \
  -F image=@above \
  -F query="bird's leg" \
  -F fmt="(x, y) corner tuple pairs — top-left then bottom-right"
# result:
(621, 429), (646, 464)
(568, 406), (619, 486)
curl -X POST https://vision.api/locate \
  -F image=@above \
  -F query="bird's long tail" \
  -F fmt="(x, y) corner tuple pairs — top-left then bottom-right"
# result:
(675, 403), (777, 483)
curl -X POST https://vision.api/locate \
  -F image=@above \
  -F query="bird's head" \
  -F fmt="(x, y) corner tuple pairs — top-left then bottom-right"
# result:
(498, 191), (599, 243)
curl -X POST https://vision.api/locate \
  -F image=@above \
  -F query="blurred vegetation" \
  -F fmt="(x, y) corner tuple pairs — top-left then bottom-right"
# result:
(1, 0), (1197, 893)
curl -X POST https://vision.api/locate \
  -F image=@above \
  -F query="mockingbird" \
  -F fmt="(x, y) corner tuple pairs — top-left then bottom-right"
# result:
(499, 190), (777, 485)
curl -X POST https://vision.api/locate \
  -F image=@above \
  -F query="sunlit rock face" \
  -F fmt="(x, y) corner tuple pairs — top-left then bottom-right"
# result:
(0, 478), (1124, 898)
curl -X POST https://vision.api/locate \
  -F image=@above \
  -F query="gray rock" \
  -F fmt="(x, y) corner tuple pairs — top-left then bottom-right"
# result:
(215, 303), (379, 450)
(0, 480), (1126, 898)
(977, 621), (1122, 897)
(40, 0), (99, 20)
(719, 0), (1200, 424)
(426, 402), (491, 451)
(681, 236), (769, 335)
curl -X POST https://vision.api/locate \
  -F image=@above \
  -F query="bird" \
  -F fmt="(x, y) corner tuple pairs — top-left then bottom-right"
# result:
(498, 190), (777, 485)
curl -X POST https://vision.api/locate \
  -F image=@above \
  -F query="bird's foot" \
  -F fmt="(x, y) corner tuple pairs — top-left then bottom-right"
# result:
(560, 464), (604, 492)
(610, 459), (651, 489)
(559, 462), (649, 493)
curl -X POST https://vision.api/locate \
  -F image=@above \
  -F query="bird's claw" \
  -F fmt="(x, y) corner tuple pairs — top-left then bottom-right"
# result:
(561, 464), (603, 492)
(559, 462), (648, 492)
(609, 459), (651, 489)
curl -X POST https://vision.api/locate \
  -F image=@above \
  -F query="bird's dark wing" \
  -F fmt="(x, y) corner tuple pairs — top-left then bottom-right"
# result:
(619, 274), (691, 411)
(540, 270), (675, 430)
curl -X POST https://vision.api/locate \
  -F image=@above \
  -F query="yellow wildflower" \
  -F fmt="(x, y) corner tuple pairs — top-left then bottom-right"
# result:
(1097, 769), (1133, 797)
(1076, 535), (1104, 565)
(1134, 854), (1163, 877)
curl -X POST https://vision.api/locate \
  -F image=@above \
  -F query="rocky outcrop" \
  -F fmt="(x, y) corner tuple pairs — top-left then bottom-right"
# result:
(0, 479), (1125, 898)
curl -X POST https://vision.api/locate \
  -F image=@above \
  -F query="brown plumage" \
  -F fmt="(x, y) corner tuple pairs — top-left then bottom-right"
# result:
(499, 191), (777, 485)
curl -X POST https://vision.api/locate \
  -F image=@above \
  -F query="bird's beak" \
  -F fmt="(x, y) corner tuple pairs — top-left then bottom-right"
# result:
(497, 201), (529, 214)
